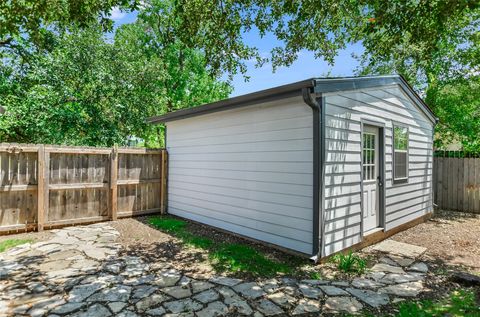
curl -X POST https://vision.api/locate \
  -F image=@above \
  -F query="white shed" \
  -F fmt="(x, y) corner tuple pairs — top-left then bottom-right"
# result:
(148, 75), (437, 259)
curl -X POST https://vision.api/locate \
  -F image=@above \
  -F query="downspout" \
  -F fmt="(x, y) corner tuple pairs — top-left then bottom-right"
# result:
(302, 86), (324, 263)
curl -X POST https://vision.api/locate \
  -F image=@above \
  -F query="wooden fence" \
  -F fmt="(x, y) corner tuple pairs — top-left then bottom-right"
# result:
(433, 151), (480, 213)
(0, 143), (167, 233)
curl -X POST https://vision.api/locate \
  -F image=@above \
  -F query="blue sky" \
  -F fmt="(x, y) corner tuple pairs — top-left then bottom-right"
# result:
(111, 10), (363, 97)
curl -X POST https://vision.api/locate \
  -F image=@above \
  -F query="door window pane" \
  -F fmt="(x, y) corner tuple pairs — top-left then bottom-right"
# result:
(362, 133), (375, 181)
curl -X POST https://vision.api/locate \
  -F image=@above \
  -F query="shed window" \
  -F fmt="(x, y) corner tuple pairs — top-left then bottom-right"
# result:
(393, 125), (408, 182)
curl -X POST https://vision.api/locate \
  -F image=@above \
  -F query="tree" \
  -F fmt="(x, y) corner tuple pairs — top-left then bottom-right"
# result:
(0, 22), (230, 146)
(0, 0), (136, 47)
(164, 0), (480, 149)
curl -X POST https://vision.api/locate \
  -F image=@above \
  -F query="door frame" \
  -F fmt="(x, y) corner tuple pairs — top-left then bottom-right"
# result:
(360, 119), (386, 239)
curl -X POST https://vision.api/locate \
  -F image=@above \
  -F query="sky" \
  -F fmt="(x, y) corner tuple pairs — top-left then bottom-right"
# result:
(111, 10), (364, 97)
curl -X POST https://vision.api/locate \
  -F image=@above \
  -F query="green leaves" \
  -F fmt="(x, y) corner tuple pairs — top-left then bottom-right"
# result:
(0, 0), (137, 45)
(426, 76), (480, 152)
(0, 16), (230, 146)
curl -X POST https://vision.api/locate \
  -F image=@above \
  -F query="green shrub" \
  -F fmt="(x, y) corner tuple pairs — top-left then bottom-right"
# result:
(331, 251), (367, 274)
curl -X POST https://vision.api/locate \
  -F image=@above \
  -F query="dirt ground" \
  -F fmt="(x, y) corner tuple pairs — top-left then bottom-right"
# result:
(0, 229), (52, 244)
(391, 210), (480, 273)
(110, 216), (310, 280)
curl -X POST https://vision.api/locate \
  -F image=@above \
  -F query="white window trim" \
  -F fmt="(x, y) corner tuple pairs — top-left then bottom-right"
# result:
(392, 123), (409, 184)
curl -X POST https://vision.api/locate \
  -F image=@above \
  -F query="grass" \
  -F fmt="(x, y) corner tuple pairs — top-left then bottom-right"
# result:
(209, 243), (292, 277)
(148, 217), (187, 233)
(0, 239), (32, 253)
(148, 216), (294, 277)
(395, 289), (480, 317)
(331, 251), (367, 274)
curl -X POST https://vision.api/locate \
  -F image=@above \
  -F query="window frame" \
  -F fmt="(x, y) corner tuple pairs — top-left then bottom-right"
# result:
(392, 122), (409, 184)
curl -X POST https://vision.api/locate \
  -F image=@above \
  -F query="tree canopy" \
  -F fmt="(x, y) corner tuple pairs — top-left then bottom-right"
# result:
(0, 0), (479, 149)
(0, 0), (136, 46)
(0, 1), (231, 147)
(166, 0), (480, 150)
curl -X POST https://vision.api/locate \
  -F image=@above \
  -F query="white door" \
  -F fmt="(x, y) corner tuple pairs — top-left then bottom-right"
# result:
(362, 125), (380, 233)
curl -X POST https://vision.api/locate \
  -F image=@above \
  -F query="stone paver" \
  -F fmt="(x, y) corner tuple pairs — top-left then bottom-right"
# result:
(292, 299), (320, 315)
(0, 224), (430, 316)
(346, 288), (390, 307)
(370, 240), (427, 258)
(408, 262), (429, 273)
(324, 296), (363, 314)
(379, 281), (424, 297)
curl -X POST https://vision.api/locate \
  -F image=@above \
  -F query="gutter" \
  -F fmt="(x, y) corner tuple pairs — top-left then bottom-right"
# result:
(302, 86), (325, 263)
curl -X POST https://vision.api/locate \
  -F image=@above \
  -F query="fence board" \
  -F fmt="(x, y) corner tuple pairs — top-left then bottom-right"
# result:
(433, 153), (480, 213)
(0, 143), (166, 233)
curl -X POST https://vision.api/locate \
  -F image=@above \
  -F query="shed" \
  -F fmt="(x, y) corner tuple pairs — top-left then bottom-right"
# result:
(148, 75), (437, 259)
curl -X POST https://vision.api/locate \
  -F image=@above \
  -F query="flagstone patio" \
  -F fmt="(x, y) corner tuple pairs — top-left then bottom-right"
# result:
(0, 223), (430, 316)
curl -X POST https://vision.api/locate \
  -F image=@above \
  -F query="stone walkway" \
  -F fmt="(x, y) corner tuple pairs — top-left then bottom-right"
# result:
(0, 224), (429, 316)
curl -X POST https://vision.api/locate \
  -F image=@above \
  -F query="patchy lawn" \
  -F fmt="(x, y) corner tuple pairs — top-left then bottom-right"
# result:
(111, 215), (313, 279)
(0, 238), (32, 252)
(147, 216), (294, 277)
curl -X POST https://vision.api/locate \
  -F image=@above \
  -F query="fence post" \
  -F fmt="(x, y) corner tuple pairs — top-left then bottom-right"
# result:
(110, 146), (118, 220)
(37, 145), (49, 231)
(160, 150), (168, 214)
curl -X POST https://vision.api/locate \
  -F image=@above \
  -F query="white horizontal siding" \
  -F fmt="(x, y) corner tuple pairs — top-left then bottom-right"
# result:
(167, 96), (314, 254)
(323, 84), (434, 256)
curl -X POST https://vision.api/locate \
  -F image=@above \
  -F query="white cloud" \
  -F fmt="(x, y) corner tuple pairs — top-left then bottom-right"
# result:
(110, 7), (127, 20)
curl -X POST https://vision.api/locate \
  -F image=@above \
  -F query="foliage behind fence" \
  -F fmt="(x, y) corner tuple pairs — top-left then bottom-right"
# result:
(0, 143), (167, 233)
(433, 150), (480, 213)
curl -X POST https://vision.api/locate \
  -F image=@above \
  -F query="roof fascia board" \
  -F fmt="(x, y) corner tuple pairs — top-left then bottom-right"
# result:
(148, 79), (315, 124)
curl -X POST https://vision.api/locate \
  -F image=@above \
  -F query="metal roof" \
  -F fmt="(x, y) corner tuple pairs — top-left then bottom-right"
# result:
(147, 75), (437, 124)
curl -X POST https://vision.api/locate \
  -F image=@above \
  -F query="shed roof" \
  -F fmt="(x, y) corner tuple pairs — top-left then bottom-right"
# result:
(147, 75), (437, 124)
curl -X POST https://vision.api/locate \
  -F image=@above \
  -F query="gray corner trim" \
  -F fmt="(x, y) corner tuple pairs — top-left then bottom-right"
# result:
(148, 79), (315, 124)
(164, 124), (168, 149)
(319, 95), (327, 258)
(302, 88), (321, 258)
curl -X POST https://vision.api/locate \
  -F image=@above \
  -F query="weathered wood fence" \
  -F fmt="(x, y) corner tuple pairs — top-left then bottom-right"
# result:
(433, 151), (480, 213)
(0, 143), (167, 233)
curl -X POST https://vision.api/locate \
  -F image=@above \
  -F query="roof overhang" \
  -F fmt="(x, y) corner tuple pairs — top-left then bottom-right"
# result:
(147, 75), (437, 125)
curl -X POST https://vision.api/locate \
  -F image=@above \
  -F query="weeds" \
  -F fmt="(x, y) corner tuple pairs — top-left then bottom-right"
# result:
(331, 251), (367, 274)
(0, 239), (32, 253)
(309, 271), (323, 280)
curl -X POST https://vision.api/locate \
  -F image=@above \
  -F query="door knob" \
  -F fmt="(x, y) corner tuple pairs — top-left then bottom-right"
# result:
(377, 176), (383, 187)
